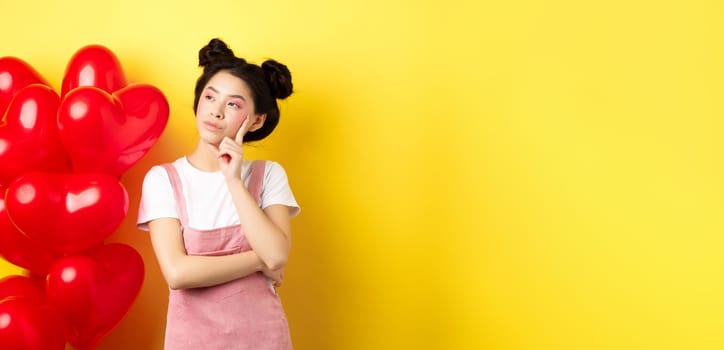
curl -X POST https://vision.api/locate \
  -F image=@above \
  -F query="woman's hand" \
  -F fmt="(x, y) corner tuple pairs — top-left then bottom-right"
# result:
(208, 115), (251, 181)
(262, 265), (284, 288)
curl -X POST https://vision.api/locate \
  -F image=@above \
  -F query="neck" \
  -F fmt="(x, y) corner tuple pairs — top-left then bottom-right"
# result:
(187, 141), (220, 172)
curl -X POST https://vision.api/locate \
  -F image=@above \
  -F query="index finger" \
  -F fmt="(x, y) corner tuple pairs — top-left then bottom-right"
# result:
(235, 114), (251, 144)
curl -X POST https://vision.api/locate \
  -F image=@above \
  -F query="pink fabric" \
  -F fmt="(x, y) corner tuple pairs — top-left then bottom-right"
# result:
(160, 161), (292, 349)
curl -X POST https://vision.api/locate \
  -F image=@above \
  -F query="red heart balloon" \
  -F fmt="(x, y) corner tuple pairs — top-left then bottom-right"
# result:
(114, 84), (170, 170)
(0, 84), (70, 186)
(4, 172), (129, 254)
(0, 57), (50, 117)
(0, 275), (65, 350)
(61, 45), (127, 97)
(46, 243), (144, 350)
(57, 84), (168, 177)
(0, 186), (59, 274)
(0, 297), (66, 350)
(0, 275), (45, 301)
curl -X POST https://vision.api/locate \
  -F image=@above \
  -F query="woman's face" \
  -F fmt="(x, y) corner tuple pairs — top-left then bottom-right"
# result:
(195, 70), (263, 144)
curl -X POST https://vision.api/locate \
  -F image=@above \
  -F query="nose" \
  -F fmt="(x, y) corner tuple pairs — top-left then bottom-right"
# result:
(210, 103), (224, 119)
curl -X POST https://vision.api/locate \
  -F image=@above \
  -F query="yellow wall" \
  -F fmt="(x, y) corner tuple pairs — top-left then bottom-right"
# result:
(2, 0), (724, 349)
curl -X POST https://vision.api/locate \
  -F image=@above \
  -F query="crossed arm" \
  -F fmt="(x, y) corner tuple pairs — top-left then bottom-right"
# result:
(148, 204), (291, 290)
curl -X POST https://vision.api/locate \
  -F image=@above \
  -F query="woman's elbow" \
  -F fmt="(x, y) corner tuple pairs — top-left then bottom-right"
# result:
(260, 242), (290, 270)
(167, 279), (186, 290)
(163, 267), (190, 290)
(264, 255), (288, 271)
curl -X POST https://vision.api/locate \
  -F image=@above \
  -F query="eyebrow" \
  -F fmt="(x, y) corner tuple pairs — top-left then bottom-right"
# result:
(207, 86), (247, 101)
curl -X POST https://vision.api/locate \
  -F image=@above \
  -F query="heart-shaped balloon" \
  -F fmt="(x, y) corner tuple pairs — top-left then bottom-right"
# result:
(0, 298), (66, 350)
(0, 57), (50, 117)
(0, 275), (45, 301)
(4, 172), (129, 254)
(46, 243), (144, 350)
(0, 186), (59, 274)
(0, 84), (70, 186)
(61, 44), (128, 97)
(0, 276), (65, 350)
(57, 84), (169, 177)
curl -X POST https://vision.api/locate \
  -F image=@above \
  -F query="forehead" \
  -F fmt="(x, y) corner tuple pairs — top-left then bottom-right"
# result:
(205, 71), (252, 98)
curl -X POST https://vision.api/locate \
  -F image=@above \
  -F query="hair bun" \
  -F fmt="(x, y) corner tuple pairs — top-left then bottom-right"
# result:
(261, 60), (293, 99)
(199, 38), (235, 67)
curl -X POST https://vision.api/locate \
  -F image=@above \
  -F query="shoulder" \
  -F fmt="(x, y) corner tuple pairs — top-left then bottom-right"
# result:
(255, 159), (300, 215)
(257, 160), (293, 187)
(260, 160), (289, 176)
(142, 165), (169, 184)
(142, 158), (186, 186)
(259, 160), (284, 172)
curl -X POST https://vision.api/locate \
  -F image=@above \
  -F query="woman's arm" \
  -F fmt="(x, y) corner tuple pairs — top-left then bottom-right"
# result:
(148, 217), (264, 289)
(213, 119), (293, 271)
(226, 180), (292, 270)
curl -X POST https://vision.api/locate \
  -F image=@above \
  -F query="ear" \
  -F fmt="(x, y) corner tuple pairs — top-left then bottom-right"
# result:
(249, 113), (267, 132)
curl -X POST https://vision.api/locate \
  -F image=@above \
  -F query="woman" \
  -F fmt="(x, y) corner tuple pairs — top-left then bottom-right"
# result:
(137, 38), (300, 349)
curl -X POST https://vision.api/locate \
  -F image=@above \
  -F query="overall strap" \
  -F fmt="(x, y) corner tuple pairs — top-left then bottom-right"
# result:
(248, 160), (267, 205)
(161, 163), (190, 227)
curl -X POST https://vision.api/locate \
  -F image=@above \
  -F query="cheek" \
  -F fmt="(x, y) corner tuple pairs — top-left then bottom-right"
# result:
(230, 109), (249, 123)
(220, 112), (243, 133)
(195, 101), (206, 116)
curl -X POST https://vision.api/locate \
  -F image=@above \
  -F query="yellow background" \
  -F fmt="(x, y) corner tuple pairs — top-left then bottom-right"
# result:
(2, 0), (724, 349)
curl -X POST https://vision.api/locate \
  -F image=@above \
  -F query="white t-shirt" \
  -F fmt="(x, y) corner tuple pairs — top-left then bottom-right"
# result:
(137, 157), (300, 231)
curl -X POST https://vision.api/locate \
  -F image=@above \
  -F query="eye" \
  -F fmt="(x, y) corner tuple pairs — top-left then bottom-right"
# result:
(204, 95), (214, 101)
(228, 101), (242, 109)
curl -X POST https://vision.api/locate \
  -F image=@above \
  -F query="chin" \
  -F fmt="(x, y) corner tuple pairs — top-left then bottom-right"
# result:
(199, 136), (221, 146)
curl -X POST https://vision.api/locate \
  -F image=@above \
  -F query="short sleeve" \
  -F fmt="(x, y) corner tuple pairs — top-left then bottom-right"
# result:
(261, 161), (300, 217)
(137, 165), (179, 231)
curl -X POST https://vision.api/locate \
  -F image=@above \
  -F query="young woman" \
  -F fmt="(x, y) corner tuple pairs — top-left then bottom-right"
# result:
(137, 38), (300, 349)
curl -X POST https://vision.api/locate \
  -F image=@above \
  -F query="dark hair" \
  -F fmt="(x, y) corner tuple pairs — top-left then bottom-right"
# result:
(194, 38), (293, 142)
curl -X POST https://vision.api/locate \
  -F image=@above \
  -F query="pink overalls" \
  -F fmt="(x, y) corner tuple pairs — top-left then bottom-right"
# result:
(161, 161), (292, 350)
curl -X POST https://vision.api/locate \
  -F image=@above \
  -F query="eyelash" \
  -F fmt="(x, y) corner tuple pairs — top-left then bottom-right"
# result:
(204, 94), (241, 109)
